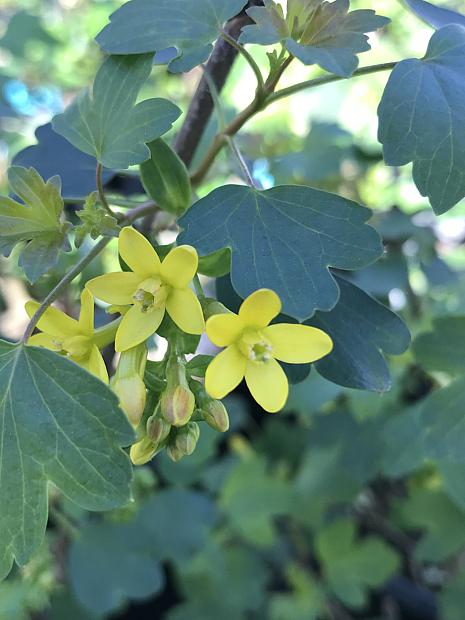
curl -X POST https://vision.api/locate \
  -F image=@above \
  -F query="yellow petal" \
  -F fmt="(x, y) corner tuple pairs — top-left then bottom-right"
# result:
(205, 345), (246, 399)
(119, 226), (161, 277)
(161, 245), (198, 288)
(206, 313), (244, 347)
(79, 289), (95, 336)
(28, 333), (61, 351)
(115, 304), (165, 352)
(25, 301), (80, 339)
(166, 287), (205, 335)
(245, 358), (288, 413)
(82, 345), (109, 384)
(86, 272), (141, 305)
(264, 323), (333, 364)
(239, 289), (281, 328)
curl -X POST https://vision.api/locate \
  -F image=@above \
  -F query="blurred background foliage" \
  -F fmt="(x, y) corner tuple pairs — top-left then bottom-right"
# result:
(1, 1), (465, 619)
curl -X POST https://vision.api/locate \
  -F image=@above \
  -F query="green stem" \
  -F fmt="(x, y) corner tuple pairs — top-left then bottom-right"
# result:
(96, 163), (119, 220)
(193, 274), (206, 300)
(267, 60), (399, 105)
(220, 30), (266, 97)
(190, 60), (398, 186)
(21, 201), (158, 344)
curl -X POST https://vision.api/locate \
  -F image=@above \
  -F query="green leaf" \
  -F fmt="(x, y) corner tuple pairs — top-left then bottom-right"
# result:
(140, 138), (191, 216)
(168, 543), (269, 620)
(96, 0), (248, 70)
(178, 185), (382, 320)
(401, 0), (465, 29)
(316, 519), (400, 608)
(74, 192), (120, 248)
(269, 564), (325, 620)
(220, 456), (293, 546)
(52, 54), (181, 170)
(378, 25), (465, 214)
(69, 521), (164, 614)
(0, 11), (56, 57)
(440, 571), (465, 620)
(420, 377), (465, 462)
(0, 167), (70, 283)
(0, 341), (134, 580)
(413, 316), (465, 375)
(185, 355), (214, 378)
(198, 248), (231, 278)
(393, 489), (465, 562)
(308, 277), (411, 391)
(241, 0), (390, 77)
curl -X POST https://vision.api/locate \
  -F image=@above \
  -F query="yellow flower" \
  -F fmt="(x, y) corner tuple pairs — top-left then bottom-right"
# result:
(25, 289), (109, 383)
(205, 289), (333, 413)
(86, 226), (205, 352)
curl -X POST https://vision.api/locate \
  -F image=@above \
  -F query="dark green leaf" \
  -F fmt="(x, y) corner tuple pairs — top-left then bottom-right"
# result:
(401, 0), (465, 28)
(307, 277), (411, 391)
(96, 0), (248, 72)
(13, 124), (116, 200)
(316, 519), (400, 608)
(178, 185), (382, 320)
(413, 316), (465, 375)
(241, 0), (390, 77)
(69, 521), (164, 614)
(378, 25), (465, 214)
(52, 54), (181, 169)
(0, 341), (134, 580)
(439, 571), (465, 620)
(0, 167), (70, 283)
(140, 139), (191, 216)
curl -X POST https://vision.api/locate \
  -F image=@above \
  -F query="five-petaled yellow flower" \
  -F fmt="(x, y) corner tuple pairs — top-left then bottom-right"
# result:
(205, 289), (333, 413)
(86, 226), (205, 352)
(26, 289), (109, 383)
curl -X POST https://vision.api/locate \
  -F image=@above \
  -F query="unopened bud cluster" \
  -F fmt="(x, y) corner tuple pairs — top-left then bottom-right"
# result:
(127, 349), (229, 466)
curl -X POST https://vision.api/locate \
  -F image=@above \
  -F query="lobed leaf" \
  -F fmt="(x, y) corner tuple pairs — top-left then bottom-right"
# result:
(95, 0), (248, 72)
(178, 184), (382, 320)
(52, 54), (181, 169)
(0, 166), (70, 283)
(241, 0), (390, 77)
(378, 25), (465, 214)
(0, 341), (134, 580)
(309, 276), (411, 391)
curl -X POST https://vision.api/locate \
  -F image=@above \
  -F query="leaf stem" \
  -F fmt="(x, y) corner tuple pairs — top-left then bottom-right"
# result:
(96, 163), (119, 220)
(21, 201), (158, 343)
(190, 60), (398, 186)
(220, 30), (266, 97)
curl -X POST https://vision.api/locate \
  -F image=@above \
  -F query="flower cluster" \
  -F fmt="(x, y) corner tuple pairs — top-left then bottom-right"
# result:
(25, 226), (333, 465)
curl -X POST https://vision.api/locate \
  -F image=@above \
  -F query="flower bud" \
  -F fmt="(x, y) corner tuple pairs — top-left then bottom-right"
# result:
(200, 297), (231, 321)
(190, 380), (229, 432)
(111, 343), (147, 427)
(174, 421), (200, 456)
(130, 436), (157, 466)
(166, 442), (184, 463)
(160, 384), (195, 427)
(146, 414), (171, 445)
(202, 399), (230, 433)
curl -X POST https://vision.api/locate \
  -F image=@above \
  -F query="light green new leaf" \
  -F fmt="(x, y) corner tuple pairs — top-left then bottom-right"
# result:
(0, 340), (134, 580)
(241, 0), (390, 77)
(316, 519), (400, 608)
(378, 25), (465, 214)
(178, 184), (382, 320)
(96, 0), (248, 72)
(52, 54), (181, 169)
(0, 167), (70, 283)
